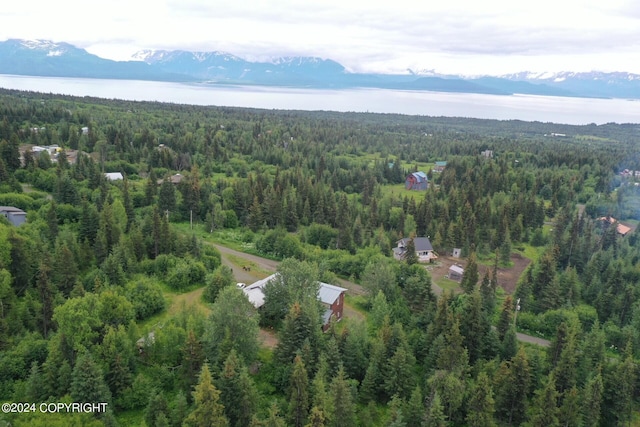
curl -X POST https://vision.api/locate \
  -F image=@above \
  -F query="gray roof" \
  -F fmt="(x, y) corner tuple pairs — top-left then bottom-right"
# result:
(318, 283), (347, 305)
(449, 265), (464, 275)
(397, 237), (433, 252)
(0, 206), (25, 213)
(242, 273), (346, 308)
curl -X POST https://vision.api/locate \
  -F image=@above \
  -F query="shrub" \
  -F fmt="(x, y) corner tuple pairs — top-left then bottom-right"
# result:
(125, 278), (166, 320)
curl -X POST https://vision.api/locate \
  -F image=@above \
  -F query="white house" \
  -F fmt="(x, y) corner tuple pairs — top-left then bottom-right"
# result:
(393, 237), (438, 262)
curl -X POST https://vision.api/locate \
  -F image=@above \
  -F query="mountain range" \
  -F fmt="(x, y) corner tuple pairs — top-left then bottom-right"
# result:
(1, 38), (640, 100)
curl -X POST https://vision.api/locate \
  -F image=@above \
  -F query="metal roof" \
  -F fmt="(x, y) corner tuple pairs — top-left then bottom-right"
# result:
(241, 273), (346, 308)
(318, 283), (347, 305)
(397, 237), (433, 252)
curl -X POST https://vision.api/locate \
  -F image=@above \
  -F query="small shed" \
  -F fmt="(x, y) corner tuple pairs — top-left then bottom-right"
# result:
(448, 265), (464, 282)
(0, 206), (26, 226)
(405, 171), (428, 190)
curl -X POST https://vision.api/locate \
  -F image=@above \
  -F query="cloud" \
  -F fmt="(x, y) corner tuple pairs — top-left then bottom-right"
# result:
(2, 0), (640, 74)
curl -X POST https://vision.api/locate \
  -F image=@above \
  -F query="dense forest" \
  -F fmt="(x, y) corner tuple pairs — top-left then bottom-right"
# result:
(0, 87), (639, 426)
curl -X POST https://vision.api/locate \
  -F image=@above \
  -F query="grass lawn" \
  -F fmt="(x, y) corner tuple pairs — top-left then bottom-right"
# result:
(436, 277), (461, 293)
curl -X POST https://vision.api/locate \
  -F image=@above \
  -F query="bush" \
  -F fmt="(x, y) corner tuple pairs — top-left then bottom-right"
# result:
(126, 278), (166, 320)
(203, 265), (234, 303)
(166, 258), (206, 291)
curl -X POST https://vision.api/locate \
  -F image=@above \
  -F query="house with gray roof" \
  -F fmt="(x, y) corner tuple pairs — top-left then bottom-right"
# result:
(242, 273), (347, 331)
(393, 237), (438, 262)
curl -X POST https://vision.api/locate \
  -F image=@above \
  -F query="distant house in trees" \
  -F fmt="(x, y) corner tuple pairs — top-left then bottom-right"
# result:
(242, 273), (347, 331)
(481, 150), (494, 158)
(433, 161), (447, 172)
(136, 331), (156, 354)
(405, 171), (428, 190)
(448, 265), (464, 282)
(393, 237), (437, 262)
(157, 173), (184, 185)
(0, 206), (26, 226)
(597, 216), (632, 236)
(104, 172), (124, 181)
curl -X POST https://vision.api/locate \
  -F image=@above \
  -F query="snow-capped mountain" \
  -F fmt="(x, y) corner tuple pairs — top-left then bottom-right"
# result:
(2, 39), (640, 99)
(129, 49), (346, 83)
(503, 71), (640, 82)
(0, 39), (186, 81)
(500, 71), (640, 98)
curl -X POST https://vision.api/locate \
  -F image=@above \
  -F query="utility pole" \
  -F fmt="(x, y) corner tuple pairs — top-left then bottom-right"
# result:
(513, 298), (521, 328)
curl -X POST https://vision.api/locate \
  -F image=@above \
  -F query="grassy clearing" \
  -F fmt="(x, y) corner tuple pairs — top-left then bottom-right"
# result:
(436, 277), (461, 292)
(378, 183), (430, 201)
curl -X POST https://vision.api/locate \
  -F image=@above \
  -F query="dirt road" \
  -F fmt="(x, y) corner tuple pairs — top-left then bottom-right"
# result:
(212, 244), (367, 296)
(211, 242), (550, 347)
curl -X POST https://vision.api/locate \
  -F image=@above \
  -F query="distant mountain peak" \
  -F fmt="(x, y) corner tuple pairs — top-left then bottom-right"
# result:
(131, 49), (244, 64)
(501, 70), (640, 82)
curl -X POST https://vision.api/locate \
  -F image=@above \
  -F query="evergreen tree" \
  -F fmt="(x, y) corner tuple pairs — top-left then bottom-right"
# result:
(500, 327), (518, 361)
(180, 329), (204, 396)
(145, 168), (158, 206)
(461, 252), (479, 293)
(424, 393), (447, 427)
(36, 260), (56, 338)
(170, 390), (189, 427)
(288, 354), (310, 427)
(460, 289), (490, 363)
(329, 366), (357, 427)
(218, 349), (258, 427)
(26, 361), (47, 402)
(122, 175), (135, 231)
(480, 271), (496, 314)
(581, 370), (603, 427)
(158, 178), (177, 214)
(384, 340), (416, 400)
(305, 406), (326, 427)
(527, 374), (559, 427)
(311, 355), (332, 424)
(558, 387), (580, 427)
(183, 364), (229, 427)
(466, 372), (496, 427)
(495, 347), (530, 426)
(403, 386), (425, 427)
(496, 296), (513, 341)
(145, 390), (169, 427)
(603, 342), (636, 426)
(70, 351), (112, 405)
(404, 236), (419, 265)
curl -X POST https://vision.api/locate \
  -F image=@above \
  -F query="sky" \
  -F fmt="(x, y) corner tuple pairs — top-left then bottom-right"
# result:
(2, 0), (640, 76)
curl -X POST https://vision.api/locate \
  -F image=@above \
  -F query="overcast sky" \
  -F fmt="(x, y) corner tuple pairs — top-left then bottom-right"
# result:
(2, 0), (640, 75)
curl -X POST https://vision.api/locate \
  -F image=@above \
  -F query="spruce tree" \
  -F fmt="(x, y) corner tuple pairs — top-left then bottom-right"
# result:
(288, 355), (310, 427)
(70, 351), (112, 405)
(581, 370), (603, 427)
(461, 252), (479, 294)
(145, 390), (169, 427)
(183, 364), (229, 427)
(218, 349), (258, 427)
(465, 372), (496, 427)
(329, 367), (357, 427)
(527, 374), (559, 427)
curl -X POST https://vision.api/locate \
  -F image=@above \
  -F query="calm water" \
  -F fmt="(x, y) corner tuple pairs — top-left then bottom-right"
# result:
(1, 74), (640, 125)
